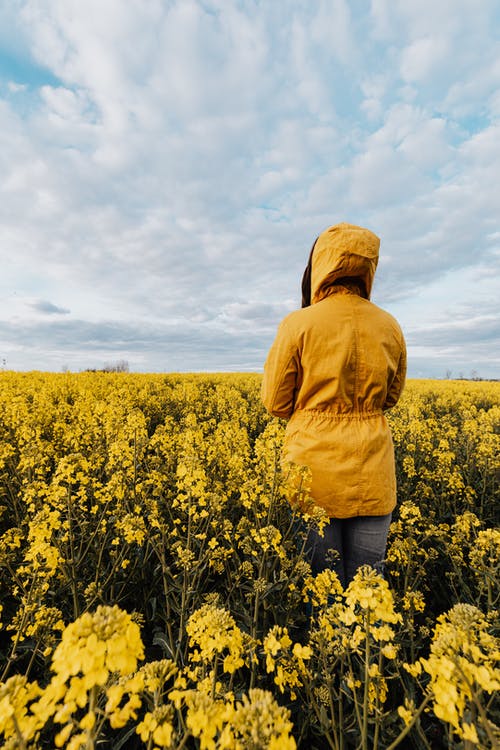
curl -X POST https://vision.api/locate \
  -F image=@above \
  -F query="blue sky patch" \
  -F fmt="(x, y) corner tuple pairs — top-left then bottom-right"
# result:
(0, 47), (60, 89)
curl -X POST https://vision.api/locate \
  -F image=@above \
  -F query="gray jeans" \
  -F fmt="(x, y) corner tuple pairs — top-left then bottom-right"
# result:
(306, 513), (392, 589)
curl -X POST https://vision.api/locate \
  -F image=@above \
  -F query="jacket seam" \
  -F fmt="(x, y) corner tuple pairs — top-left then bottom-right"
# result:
(350, 297), (364, 500)
(351, 297), (360, 407)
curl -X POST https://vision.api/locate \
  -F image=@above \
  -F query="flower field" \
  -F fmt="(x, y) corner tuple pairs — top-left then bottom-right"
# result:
(0, 372), (498, 750)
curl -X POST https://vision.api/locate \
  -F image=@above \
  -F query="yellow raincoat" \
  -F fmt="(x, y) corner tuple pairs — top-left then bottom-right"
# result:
(262, 223), (406, 518)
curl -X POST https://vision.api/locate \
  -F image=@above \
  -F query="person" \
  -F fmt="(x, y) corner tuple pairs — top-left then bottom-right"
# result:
(261, 222), (406, 588)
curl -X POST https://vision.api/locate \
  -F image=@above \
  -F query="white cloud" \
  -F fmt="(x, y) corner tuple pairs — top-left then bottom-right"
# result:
(392, 0), (495, 40)
(349, 144), (425, 208)
(398, 116), (451, 169)
(369, 0), (392, 40)
(309, 0), (355, 68)
(400, 36), (450, 83)
(0, 0), (498, 376)
(360, 74), (388, 120)
(7, 81), (27, 92)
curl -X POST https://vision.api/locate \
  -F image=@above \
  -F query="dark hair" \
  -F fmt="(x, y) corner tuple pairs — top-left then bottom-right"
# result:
(301, 237), (317, 308)
(332, 276), (368, 299)
(301, 238), (369, 306)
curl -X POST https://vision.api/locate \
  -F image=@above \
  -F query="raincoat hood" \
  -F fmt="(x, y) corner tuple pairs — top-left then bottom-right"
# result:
(311, 223), (380, 303)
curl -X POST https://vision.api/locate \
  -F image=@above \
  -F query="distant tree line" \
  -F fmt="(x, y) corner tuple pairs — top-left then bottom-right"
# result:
(83, 360), (130, 373)
(445, 369), (498, 381)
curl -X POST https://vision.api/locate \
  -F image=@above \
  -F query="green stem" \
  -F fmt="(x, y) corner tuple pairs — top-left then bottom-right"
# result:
(487, 575), (492, 610)
(66, 487), (80, 619)
(472, 696), (498, 749)
(385, 694), (432, 750)
(86, 686), (97, 750)
(211, 657), (219, 700)
(1, 574), (38, 682)
(361, 614), (371, 750)
(176, 493), (193, 663)
(372, 649), (383, 750)
(249, 551), (268, 689)
(346, 650), (362, 731)
(327, 671), (340, 750)
(24, 634), (45, 680)
(304, 677), (337, 750)
(338, 694), (344, 750)
(159, 536), (176, 658)
(12, 715), (28, 750)
(249, 590), (260, 691)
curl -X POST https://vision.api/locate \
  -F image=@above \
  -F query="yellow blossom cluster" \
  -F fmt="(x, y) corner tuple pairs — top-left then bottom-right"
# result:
(186, 604), (246, 675)
(404, 603), (500, 746)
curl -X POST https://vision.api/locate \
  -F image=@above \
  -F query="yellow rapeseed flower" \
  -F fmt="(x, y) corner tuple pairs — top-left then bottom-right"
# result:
(344, 566), (402, 628)
(0, 675), (42, 742)
(136, 705), (175, 747)
(51, 604), (144, 686)
(186, 604), (245, 674)
(231, 688), (296, 749)
(397, 698), (416, 727)
(263, 626), (292, 672)
(303, 568), (343, 608)
(410, 603), (499, 742)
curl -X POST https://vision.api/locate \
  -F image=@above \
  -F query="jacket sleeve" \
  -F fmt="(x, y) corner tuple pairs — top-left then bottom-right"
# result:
(383, 335), (407, 411)
(261, 319), (300, 419)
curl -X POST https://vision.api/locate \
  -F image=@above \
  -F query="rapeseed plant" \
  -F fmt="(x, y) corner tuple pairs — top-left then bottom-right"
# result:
(403, 603), (499, 748)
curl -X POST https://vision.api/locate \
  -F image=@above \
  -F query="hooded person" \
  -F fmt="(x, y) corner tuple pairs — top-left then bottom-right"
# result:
(261, 222), (406, 587)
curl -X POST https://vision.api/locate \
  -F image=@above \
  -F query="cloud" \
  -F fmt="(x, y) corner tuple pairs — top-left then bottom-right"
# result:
(0, 0), (498, 377)
(400, 36), (450, 83)
(30, 299), (70, 315)
(0, 316), (268, 372)
(7, 82), (27, 93)
(407, 314), (499, 347)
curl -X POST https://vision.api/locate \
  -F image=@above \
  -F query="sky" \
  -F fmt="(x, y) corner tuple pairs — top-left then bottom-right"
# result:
(0, 0), (499, 379)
